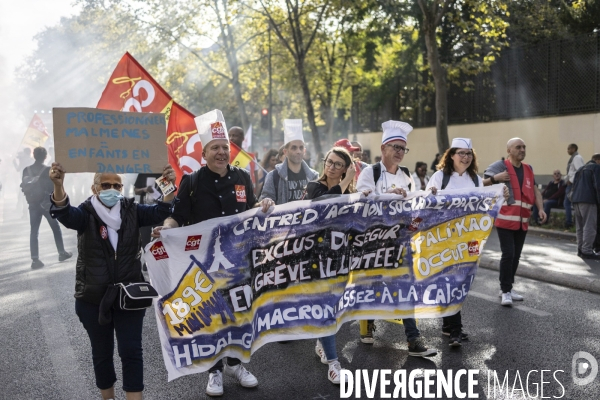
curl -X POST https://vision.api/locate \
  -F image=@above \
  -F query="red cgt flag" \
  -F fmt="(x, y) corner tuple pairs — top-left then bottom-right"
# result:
(166, 102), (204, 185)
(97, 52), (173, 115)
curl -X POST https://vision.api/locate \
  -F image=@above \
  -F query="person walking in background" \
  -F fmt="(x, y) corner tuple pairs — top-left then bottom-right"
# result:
(412, 161), (429, 190)
(484, 138), (546, 307)
(531, 170), (566, 226)
(430, 153), (441, 174)
(564, 144), (585, 229)
(570, 154), (600, 260)
(21, 147), (71, 269)
(256, 148), (279, 196)
(355, 120), (437, 358)
(305, 146), (358, 384)
(49, 161), (176, 400)
(14, 147), (33, 217)
(133, 173), (162, 249)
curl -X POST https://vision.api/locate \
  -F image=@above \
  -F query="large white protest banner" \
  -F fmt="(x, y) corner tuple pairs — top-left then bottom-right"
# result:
(144, 187), (504, 380)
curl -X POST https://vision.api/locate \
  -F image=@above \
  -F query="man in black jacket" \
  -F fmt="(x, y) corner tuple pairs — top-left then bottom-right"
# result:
(156, 110), (272, 397)
(22, 147), (71, 269)
(571, 154), (600, 259)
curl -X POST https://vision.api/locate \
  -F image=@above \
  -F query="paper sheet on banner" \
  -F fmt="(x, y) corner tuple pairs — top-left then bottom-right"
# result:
(144, 186), (504, 381)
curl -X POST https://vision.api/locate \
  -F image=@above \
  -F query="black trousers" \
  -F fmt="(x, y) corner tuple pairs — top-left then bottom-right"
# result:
(208, 357), (241, 373)
(442, 311), (462, 333)
(497, 227), (528, 293)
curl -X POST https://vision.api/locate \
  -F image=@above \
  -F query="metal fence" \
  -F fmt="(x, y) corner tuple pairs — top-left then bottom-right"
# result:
(354, 32), (600, 130)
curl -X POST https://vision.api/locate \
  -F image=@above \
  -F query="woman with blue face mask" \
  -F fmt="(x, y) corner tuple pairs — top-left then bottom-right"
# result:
(48, 162), (176, 400)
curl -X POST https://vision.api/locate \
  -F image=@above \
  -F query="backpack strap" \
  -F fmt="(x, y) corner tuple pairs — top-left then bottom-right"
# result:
(441, 173), (451, 190)
(273, 169), (280, 200)
(399, 166), (412, 191)
(372, 163), (381, 184)
(472, 173), (479, 187)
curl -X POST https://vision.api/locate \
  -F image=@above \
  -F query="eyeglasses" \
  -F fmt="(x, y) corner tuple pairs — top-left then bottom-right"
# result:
(386, 144), (409, 154)
(99, 182), (123, 190)
(455, 151), (474, 158)
(323, 159), (346, 170)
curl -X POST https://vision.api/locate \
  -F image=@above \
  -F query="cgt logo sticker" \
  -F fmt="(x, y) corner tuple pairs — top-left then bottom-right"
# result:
(408, 217), (423, 232)
(210, 121), (226, 139)
(235, 185), (246, 203)
(185, 235), (202, 251)
(468, 240), (480, 256)
(150, 241), (169, 260)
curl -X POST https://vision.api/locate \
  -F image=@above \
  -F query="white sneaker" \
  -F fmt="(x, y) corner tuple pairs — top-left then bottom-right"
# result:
(328, 360), (342, 384)
(510, 290), (523, 301)
(501, 292), (513, 307)
(206, 370), (224, 396)
(315, 340), (328, 364)
(498, 290), (523, 301)
(224, 363), (258, 388)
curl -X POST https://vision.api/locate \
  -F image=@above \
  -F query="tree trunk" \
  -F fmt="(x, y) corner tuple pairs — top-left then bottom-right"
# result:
(296, 58), (323, 156)
(423, 24), (449, 152)
(419, 0), (450, 153)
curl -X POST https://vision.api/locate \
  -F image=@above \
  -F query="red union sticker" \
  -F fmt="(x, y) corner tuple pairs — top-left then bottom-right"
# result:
(468, 240), (480, 256)
(210, 121), (226, 139)
(150, 241), (169, 260)
(185, 235), (202, 251)
(100, 226), (108, 240)
(408, 217), (423, 232)
(235, 185), (246, 202)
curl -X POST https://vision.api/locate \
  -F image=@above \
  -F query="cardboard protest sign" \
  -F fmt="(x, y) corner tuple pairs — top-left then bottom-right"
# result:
(144, 186), (504, 380)
(53, 108), (168, 174)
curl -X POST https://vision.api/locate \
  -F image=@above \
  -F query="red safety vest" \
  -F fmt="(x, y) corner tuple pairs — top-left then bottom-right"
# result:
(495, 159), (535, 231)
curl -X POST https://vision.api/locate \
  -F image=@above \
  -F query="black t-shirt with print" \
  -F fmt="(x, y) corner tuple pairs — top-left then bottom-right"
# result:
(287, 167), (307, 201)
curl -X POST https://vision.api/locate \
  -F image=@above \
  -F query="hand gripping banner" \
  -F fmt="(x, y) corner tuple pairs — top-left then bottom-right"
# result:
(144, 186), (504, 380)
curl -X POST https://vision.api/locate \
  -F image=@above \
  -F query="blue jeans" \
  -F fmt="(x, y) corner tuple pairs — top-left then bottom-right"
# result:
(75, 299), (146, 392)
(29, 204), (65, 259)
(532, 199), (558, 224)
(320, 335), (337, 361)
(403, 318), (420, 342)
(564, 185), (573, 226)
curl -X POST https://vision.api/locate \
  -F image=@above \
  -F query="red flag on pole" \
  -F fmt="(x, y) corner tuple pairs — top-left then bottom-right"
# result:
(97, 52), (173, 115)
(166, 102), (204, 185)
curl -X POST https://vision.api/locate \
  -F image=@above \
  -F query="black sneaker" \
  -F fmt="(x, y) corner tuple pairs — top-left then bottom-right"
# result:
(581, 252), (600, 260)
(58, 251), (73, 262)
(360, 321), (375, 344)
(408, 338), (437, 357)
(31, 259), (44, 269)
(441, 326), (469, 341)
(448, 331), (462, 347)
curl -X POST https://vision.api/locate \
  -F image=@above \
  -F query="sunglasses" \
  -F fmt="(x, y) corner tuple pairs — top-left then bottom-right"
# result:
(99, 182), (123, 190)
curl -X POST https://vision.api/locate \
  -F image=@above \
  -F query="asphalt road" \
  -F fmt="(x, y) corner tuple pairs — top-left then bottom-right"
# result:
(1, 196), (600, 400)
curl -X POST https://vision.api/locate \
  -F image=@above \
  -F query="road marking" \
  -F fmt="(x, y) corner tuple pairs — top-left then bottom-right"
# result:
(28, 268), (88, 398)
(312, 394), (330, 400)
(469, 290), (552, 316)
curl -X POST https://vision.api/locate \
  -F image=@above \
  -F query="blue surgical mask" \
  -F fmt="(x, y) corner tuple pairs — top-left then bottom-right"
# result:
(98, 189), (123, 207)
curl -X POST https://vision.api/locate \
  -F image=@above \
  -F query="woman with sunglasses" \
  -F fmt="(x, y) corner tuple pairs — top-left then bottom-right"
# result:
(304, 147), (357, 384)
(48, 163), (176, 400)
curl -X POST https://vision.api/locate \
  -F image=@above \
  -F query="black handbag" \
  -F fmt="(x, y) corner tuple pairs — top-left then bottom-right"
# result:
(116, 282), (159, 310)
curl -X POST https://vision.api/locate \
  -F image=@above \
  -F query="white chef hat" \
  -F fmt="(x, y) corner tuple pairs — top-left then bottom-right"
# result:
(451, 137), (472, 149)
(195, 109), (229, 148)
(381, 120), (413, 144)
(283, 119), (304, 145)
